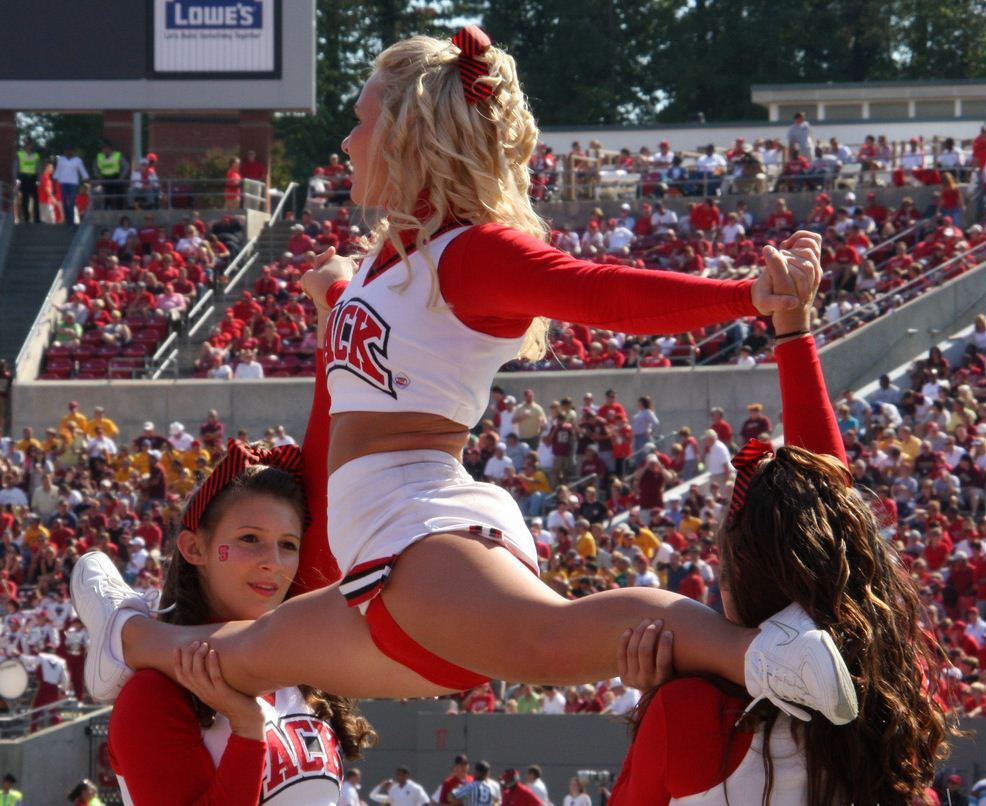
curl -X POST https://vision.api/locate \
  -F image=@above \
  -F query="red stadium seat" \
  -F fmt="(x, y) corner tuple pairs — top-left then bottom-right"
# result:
(133, 330), (161, 347)
(79, 358), (109, 377)
(46, 344), (72, 358)
(40, 368), (72, 380)
(122, 343), (149, 358)
(71, 347), (97, 362)
(96, 344), (122, 357)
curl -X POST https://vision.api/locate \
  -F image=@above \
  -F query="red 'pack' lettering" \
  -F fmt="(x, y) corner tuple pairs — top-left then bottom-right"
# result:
(262, 714), (342, 800)
(326, 297), (396, 398)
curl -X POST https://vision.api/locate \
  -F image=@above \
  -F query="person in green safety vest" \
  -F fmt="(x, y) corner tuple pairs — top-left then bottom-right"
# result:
(94, 140), (129, 211)
(14, 139), (40, 223)
(0, 772), (23, 805)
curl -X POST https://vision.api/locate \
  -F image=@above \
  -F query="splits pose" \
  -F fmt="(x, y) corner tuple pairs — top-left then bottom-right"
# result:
(73, 27), (856, 728)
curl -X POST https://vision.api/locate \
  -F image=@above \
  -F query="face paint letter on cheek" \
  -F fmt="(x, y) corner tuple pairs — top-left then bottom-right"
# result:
(217, 545), (229, 562)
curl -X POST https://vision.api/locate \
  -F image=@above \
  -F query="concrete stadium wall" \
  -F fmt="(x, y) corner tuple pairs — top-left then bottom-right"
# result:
(13, 259), (986, 445)
(0, 700), (981, 803)
(0, 706), (110, 804)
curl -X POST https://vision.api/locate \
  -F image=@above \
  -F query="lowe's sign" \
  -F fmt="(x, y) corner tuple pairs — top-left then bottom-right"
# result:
(154, 0), (278, 75)
(165, 1), (263, 29)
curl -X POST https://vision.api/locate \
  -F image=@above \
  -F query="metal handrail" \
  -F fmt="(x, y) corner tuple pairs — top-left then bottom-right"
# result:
(691, 221), (964, 368)
(224, 253), (259, 295)
(90, 177), (268, 212)
(150, 331), (178, 363)
(811, 240), (986, 345)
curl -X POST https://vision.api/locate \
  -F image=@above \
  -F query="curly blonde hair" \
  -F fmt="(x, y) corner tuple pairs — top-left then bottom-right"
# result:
(364, 34), (549, 360)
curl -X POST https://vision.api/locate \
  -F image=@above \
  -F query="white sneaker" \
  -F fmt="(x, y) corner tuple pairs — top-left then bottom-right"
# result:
(743, 602), (858, 725)
(70, 551), (149, 703)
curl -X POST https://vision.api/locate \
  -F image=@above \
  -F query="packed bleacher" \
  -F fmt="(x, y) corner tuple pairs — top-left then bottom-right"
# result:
(38, 212), (245, 380)
(6, 313), (986, 724)
(186, 183), (985, 380)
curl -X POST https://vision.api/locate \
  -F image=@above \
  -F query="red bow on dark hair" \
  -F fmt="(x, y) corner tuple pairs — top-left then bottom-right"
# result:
(728, 439), (775, 521)
(182, 439), (305, 532)
(452, 25), (494, 104)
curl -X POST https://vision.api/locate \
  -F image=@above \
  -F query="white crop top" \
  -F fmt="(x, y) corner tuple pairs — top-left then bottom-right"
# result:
(324, 225), (525, 427)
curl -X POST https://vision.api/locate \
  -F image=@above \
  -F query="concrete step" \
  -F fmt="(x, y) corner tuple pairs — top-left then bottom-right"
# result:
(0, 225), (76, 363)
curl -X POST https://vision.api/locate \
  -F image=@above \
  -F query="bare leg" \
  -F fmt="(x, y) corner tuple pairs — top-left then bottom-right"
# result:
(121, 586), (451, 699)
(383, 533), (756, 685)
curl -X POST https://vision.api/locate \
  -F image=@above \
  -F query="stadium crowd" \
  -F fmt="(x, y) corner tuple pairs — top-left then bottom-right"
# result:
(38, 211), (248, 380)
(184, 181), (986, 381)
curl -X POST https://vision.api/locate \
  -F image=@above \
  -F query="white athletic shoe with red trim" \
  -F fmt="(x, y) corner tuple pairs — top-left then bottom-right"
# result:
(70, 551), (148, 704)
(744, 602), (858, 725)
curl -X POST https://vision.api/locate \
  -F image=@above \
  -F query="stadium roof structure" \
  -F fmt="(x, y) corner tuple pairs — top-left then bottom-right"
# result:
(752, 80), (986, 123)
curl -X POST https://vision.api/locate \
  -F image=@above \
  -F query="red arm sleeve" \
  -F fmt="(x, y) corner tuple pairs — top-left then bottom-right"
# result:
(775, 335), (848, 467)
(108, 670), (265, 806)
(439, 224), (758, 338)
(608, 688), (671, 806)
(609, 679), (754, 805)
(290, 279), (349, 595)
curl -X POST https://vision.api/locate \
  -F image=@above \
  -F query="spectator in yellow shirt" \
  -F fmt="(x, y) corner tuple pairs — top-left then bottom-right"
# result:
(41, 427), (64, 455)
(169, 466), (196, 498)
(897, 424), (922, 461)
(633, 526), (660, 560)
(84, 406), (119, 439)
(678, 506), (702, 539)
(22, 515), (50, 550)
(15, 427), (42, 454)
(575, 519), (597, 559)
(59, 400), (88, 438)
(180, 441), (211, 472)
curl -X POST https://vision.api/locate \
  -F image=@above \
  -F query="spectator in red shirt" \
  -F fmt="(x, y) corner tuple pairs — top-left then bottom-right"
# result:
(231, 291), (263, 323)
(766, 197), (794, 236)
(437, 755), (473, 803)
(863, 191), (887, 225)
(499, 769), (541, 806)
(461, 683), (497, 713)
(224, 157), (242, 209)
(677, 561), (707, 604)
(708, 407), (733, 447)
(739, 402), (772, 442)
(240, 149), (266, 182)
(286, 224), (315, 261)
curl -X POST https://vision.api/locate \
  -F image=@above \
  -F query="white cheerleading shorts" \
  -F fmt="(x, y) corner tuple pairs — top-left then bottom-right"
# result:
(330, 450), (538, 612)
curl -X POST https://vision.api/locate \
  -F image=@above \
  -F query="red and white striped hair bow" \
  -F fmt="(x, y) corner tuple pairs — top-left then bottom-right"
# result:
(728, 439), (775, 521)
(452, 25), (494, 104)
(182, 439), (305, 532)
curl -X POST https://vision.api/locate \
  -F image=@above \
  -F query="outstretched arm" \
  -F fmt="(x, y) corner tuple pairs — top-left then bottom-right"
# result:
(439, 225), (816, 337)
(769, 233), (848, 466)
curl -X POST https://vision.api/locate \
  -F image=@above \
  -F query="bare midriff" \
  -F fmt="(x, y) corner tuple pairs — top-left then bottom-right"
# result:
(328, 411), (470, 475)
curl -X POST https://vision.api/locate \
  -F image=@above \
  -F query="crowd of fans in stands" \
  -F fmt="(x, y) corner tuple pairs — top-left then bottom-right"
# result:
(182, 179), (986, 381)
(40, 212), (247, 380)
(7, 314), (986, 730)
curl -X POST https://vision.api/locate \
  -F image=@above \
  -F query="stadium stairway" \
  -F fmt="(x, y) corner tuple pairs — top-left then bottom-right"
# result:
(178, 218), (296, 373)
(0, 224), (76, 365)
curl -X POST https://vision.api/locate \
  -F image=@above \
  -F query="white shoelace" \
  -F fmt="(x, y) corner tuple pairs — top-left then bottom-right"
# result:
(739, 650), (812, 725)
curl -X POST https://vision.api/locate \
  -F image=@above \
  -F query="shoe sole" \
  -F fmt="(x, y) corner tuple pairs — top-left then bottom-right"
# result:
(70, 553), (121, 704)
(816, 630), (858, 725)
